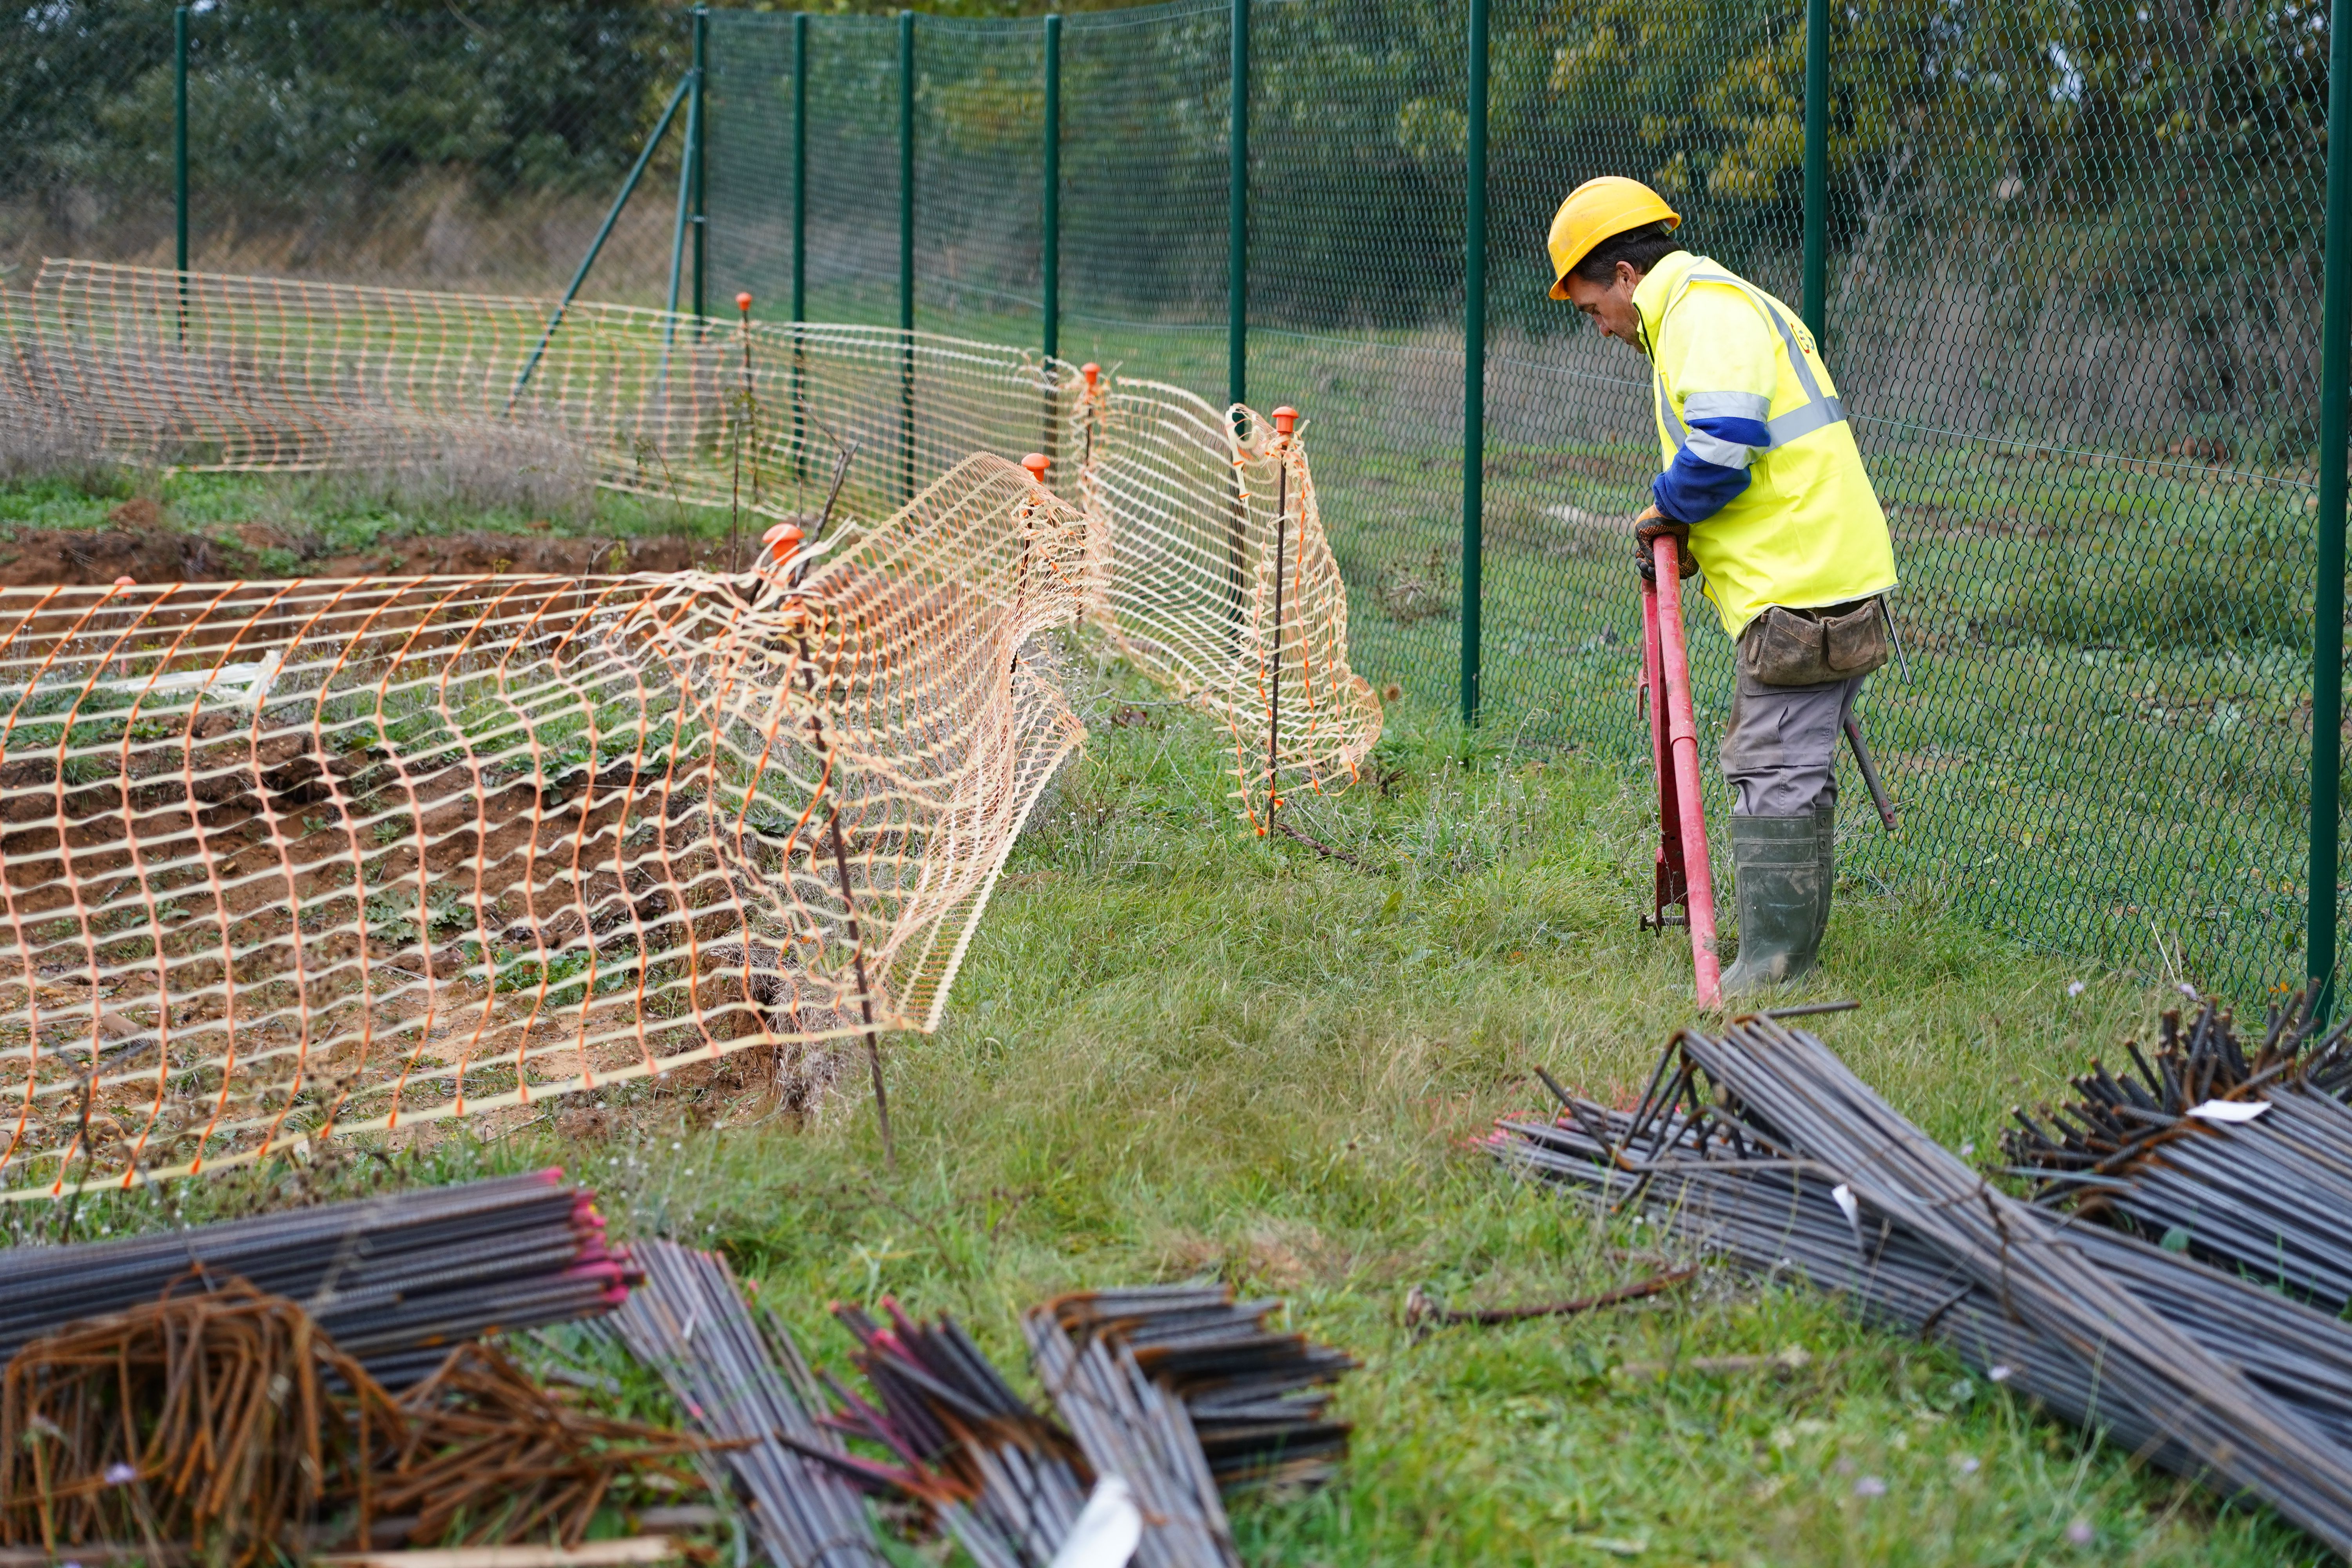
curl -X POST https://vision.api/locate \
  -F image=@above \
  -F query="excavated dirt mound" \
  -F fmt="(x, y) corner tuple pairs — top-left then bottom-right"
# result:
(0, 515), (737, 589)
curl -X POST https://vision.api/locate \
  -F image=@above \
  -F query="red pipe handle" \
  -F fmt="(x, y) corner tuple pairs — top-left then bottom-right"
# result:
(1651, 535), (1721, 1007)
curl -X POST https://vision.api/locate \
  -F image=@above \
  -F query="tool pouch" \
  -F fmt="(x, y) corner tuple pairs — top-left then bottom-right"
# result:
(1740, 598), (1889, 687)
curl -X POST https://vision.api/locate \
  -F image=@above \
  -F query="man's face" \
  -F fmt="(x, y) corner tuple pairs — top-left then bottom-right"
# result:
(1562, 261), (1645, 348)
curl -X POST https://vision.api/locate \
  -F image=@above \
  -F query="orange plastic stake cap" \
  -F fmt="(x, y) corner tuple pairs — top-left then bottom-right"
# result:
(112, 576), (136, 590)
(1080, 363), (1100, 392)
(763, 522), (804, 550)
(1272, 406), (1299, 441)
(1021, 453), (1051, 484)
(735, 291), (754, 312)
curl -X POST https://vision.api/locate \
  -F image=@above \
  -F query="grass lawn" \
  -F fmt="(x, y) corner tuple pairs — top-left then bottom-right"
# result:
(5, 544), (2325, 1561)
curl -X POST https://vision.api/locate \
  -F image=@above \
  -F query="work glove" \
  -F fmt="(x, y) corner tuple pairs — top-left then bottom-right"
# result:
(1633, 505), (1698, 581)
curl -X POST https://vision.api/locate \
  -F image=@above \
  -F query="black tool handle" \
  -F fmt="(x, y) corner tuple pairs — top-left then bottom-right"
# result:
(1843, 713), (1899, 833)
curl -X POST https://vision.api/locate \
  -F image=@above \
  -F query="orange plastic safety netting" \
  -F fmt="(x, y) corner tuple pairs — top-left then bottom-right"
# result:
(0, 264), (1379, 1194)
(3, 261), (1378, 822)
(0, 456), (1085, 1194)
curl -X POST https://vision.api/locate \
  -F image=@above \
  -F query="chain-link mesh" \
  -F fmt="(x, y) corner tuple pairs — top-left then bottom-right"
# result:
(1, 2), (688, 300)
(1058, 0), (1234, 379)
(701, 0), (2328, 996)
(0, 0), (2328, 991)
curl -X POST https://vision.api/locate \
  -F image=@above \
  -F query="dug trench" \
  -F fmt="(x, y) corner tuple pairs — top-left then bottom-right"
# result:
(0, 509), (736, 588)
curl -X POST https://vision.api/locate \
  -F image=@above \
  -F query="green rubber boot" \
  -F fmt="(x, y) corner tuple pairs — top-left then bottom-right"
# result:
(1815, 799), (1838, 962)
(1719, 813), (1825, 998)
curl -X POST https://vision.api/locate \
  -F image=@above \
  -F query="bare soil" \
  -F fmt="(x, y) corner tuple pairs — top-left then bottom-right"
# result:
(0, 516), (734, 589)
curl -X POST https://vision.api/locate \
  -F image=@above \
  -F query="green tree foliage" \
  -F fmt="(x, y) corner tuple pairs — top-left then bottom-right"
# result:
(1, 1), (686, 237)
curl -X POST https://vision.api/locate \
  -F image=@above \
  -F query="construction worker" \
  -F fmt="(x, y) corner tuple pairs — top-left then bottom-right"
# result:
(1545, 176), (1897, 995)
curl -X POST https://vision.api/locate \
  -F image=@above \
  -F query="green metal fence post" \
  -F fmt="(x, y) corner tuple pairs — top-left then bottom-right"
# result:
(665, 33), (701, 323)
(691, 7), (708, 322)
(2312, 0), (2352, 1012)
(173, 4), (189, 343)
(1042, 13), (1063, 467)
(173, 6), (188, 275)
(900, 10), (915, 338)
(792, 12), (808, 485)
(1461, 0), (1487, 728)
(1800, 0), (1828, 343)
(899, 8), (916, 503)
(1042, 13), (1061, 365)
(792, 13), (808, 326)
(1227, 0), (1248, 420)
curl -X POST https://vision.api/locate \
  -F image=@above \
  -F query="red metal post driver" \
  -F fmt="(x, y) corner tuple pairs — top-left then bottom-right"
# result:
(1639, 534), (1721, 1007)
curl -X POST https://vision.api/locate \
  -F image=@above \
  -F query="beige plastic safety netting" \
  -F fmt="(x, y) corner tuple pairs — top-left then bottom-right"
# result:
(0, 263), (1378, 1195)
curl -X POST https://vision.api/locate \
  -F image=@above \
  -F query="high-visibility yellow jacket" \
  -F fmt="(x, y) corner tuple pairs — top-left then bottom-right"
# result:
(1632, 250), (1896, 641)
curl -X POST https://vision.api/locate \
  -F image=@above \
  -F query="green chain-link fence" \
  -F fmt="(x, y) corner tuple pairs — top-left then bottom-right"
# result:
(700, 0), (2333, 1000)
(1, 2), (688, 299)
(0, 0), (2335, 997)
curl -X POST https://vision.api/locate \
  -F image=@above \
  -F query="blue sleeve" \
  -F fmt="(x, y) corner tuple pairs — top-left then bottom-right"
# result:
(1652, 410), (1770, 525)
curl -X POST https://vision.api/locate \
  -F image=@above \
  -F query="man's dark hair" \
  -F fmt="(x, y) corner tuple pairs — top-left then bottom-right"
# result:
(1571, 221), (1682, 285)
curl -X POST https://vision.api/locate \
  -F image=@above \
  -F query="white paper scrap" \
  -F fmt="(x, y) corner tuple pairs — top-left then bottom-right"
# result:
(2186, 1099), (2270, 1124)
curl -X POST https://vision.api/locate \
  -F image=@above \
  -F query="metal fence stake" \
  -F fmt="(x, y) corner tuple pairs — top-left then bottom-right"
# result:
(1800, 0), (1828, 344)
(829, 809), (896, 1170)
(1227, 0), (1248, 422)
(2313, 0), (2352, 1015)
(1461, 0), (1488, 728)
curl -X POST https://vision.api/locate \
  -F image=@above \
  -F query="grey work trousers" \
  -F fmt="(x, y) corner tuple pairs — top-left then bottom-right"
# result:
(1719, 653), (1865, 818)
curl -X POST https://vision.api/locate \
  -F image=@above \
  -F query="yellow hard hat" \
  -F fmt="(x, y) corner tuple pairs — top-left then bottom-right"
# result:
(1547, 177), (1681, 299)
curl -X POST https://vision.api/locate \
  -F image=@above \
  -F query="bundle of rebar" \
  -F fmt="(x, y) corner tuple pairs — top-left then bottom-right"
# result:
(1040, 1284), (1355, 1492)
(375, 1339), (717, 1549)
(1486, 1016), (2352, 1555)
(0, 1282), (711, 1562)
(824, 1298), (1091, 1568)
(0, 1171), (631, 1387)
(1023, 1306), (1241, 1568)
(1495, 1097), (2352, 1455)
(608, 1240), (888, 1568)
(0, 1283), (385, 1561)
(2001, 993), (2352, 1309)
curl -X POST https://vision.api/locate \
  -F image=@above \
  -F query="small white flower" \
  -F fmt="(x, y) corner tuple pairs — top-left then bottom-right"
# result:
(1955, 1455), (1980, 1475)
(1852, 1475), (1887, 1498)
(1988, 1364), (2015, 1383)
(103, 1463), (136, 1485)
(2066, 1519), (2094, 1545)
(2066, 981), (2086, 997)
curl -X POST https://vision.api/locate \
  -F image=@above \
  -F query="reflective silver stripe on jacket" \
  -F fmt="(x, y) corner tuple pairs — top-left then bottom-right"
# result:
(1654, 263), (1847, 454)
